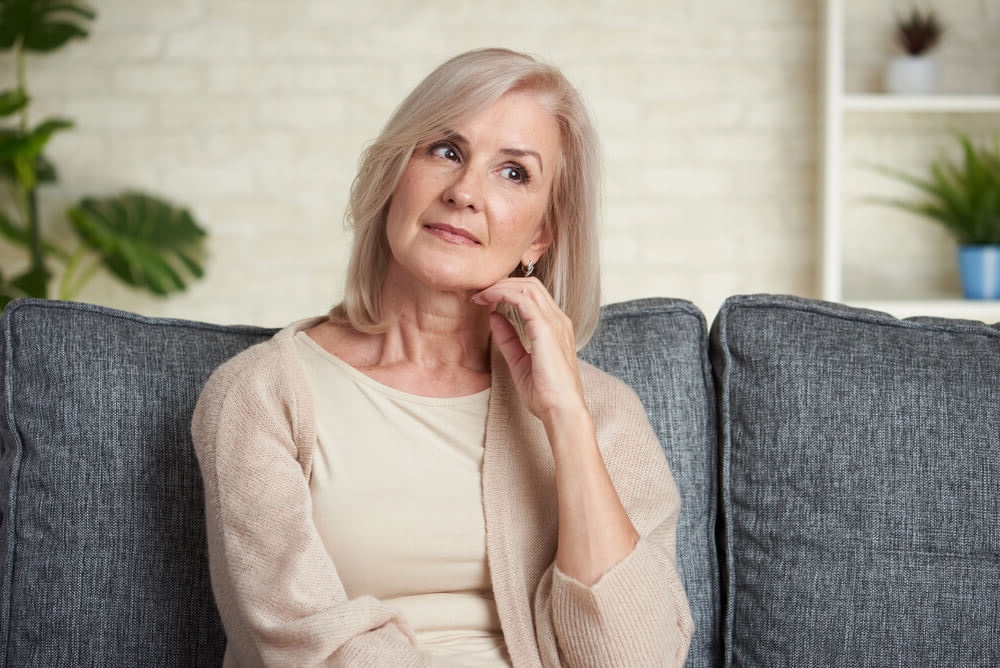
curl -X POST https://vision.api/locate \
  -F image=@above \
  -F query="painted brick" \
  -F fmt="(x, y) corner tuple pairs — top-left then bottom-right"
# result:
(93, 0), (203, 27)
(111, 64), (203, 94)
(67, 29), (163, 61)
(157, 96), (256, 130)
(164, 25), (253, 61)
(57, 95), (156, 131)
(107, 134), (204, 165)
(255, 95), (349, 129)
(16, 0), (996, 325)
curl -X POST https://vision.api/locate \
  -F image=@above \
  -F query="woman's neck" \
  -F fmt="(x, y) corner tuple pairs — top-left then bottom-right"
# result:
(311, 275), (495, 397)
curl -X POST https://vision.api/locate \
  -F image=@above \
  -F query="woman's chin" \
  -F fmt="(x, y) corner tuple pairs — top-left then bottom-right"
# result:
(419, 270), (505, 295)
(385, 258), (509, 298)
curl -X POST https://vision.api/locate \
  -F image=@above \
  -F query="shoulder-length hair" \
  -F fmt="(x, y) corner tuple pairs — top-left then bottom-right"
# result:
(331, 47), (602, 348)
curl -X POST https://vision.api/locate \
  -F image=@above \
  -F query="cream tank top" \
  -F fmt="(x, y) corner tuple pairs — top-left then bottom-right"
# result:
(294, 332), (512, 667)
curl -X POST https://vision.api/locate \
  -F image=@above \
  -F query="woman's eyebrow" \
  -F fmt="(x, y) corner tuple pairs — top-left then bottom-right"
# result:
(441, 129), (466, 146)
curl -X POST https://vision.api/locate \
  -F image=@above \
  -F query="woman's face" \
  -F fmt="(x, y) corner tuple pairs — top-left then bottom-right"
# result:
(384, 91), (560, 294)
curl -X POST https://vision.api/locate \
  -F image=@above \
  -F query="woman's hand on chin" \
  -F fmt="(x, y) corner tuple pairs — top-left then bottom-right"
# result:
(472, 278), (587, 425)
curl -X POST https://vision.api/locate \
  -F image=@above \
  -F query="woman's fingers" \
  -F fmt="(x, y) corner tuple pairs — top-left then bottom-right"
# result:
(474, 278), (584, 417)
(473, 279), (573, 355)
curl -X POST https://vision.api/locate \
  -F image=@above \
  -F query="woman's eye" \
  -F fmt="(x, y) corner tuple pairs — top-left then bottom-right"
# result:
(502, 165), (529, 184)
(429, 143), (460, 162)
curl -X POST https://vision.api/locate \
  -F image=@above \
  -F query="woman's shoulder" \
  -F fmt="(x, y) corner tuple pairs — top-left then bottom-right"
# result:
(192, 317), (327, 456)
(200, 316), (327, 405)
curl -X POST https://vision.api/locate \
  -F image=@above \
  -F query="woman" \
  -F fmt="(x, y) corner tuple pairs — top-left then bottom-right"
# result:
(192, 47), (693, 667)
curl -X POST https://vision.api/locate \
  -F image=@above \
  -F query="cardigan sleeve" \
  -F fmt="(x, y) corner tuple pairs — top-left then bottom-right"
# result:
(532, 371), (694, 668)
(191, 340), (434, 668)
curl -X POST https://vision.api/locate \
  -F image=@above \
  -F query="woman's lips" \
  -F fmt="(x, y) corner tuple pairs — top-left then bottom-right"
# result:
(424, 223), (481, 246)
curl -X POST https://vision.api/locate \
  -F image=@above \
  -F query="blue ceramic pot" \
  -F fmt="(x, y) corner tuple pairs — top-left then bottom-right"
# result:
(958, 245), (1000, 299)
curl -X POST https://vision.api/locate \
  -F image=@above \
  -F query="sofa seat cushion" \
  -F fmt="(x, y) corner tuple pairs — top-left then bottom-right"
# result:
(711, 294), (1000, 667)
(582, 297), (720, 668)
(0, 299), (275, 667)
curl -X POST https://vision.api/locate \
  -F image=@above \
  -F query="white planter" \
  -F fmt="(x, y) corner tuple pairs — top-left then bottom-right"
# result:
(884, 55), (937, 95)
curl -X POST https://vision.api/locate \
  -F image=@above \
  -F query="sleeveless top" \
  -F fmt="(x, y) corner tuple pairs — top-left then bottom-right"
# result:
(294, 332), (511, 666)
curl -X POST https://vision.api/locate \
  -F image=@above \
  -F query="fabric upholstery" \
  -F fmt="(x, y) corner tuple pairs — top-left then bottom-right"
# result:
(581, 297), (720, 668)
(0, 299), (275, 667)
(711, 294), (1000, 667)
(0, 297), (720, 667)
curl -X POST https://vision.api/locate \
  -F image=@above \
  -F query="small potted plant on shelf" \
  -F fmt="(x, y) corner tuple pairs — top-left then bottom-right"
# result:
(885, 7), (945, 94)
(870, 132), (1000, 299)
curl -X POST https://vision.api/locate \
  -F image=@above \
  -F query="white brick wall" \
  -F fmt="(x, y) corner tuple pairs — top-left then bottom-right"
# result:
(0, 0), (996, 325)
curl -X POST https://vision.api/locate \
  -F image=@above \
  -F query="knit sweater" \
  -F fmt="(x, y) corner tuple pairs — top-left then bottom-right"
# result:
(191, 318), (694, 667)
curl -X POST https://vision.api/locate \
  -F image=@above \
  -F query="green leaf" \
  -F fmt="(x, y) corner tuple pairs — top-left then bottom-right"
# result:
(0, 0), (96, 53)
(0, 208), (27, 245)
(0, 88), (28, 116)
(34, 151), (56, 183)
(0, 129), (25, 162)
(9, 262), (50, 298)
(0, 0), (32, 49)
(66, 191), (209, 296)
(866, 131), (1000, 245)
(0, 118), (73, 161)
(22, 19), (85, 51)
(0, 117), (72, 189)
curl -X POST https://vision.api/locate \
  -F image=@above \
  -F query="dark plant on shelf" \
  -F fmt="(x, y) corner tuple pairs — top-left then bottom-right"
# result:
(0, 0), (208, 308)
(893, 7), (944, 56)
(869, 132), (1000, 245)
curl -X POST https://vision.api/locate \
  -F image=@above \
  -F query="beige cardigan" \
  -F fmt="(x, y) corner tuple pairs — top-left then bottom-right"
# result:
(191, 318), (693, 667)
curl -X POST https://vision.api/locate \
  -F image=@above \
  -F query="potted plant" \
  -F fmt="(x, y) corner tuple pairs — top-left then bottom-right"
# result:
(884, 7), (945, 95)
(0, 1), (208, 308)
(870, 132), (1000, 299)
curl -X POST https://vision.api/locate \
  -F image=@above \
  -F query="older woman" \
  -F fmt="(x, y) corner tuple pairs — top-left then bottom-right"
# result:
(192, 48), (693, 667)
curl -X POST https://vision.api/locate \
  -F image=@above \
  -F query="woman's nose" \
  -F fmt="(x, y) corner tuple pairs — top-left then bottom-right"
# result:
(443, 167), (483, 212)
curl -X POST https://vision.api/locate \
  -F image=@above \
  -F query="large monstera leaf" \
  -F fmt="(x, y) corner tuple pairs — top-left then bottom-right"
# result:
(0, 0), (95, 52)
(67, 192), (208, 295)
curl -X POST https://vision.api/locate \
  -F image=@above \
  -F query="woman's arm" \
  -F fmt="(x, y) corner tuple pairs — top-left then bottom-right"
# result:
(475, 279), (640, 583)
(538, 387), (693, 667)
(474, 280), (693, 666)
(544, 403), (639, 585)
(192, 339), (433, 667)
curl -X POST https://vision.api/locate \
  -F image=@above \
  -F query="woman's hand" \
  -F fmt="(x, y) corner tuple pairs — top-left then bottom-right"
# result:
(471, 277), (586, 424)
(473, 277), (640, 586)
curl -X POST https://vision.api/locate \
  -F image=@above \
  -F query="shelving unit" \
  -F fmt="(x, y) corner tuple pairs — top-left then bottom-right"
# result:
(841, 95), (1000, 113)
(819, 0), (1000, 323)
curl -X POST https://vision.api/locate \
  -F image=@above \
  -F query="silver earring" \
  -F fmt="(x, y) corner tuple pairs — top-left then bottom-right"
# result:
(522, 260), (535, 277)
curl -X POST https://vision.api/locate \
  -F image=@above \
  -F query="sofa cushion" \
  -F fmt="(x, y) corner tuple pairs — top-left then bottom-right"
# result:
(582, 297), (719, 668)
(0, 297), (719, 667)
(0, 299), (275, 667)
(711, 294), (1000, 667)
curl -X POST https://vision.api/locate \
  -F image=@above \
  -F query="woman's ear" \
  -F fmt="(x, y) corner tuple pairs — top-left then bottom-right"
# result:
(527, 222), (552, 259)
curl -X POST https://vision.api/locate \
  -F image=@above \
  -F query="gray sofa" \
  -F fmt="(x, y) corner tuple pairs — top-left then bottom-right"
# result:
(0, 295), (997, 667)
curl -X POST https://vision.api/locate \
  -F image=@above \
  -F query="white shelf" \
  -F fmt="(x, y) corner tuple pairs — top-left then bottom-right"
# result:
(841, 94), (1000, 113)
(819, 0), (1000, 321)
(847, 299), (1000, 323)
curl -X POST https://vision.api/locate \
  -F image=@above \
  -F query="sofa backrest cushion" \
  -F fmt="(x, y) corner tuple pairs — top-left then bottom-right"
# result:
(0, 299), (275, 667)
(0, 297), (720, 667)
(582, 298), (720, 668)
(711, 294), (1000, 667)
